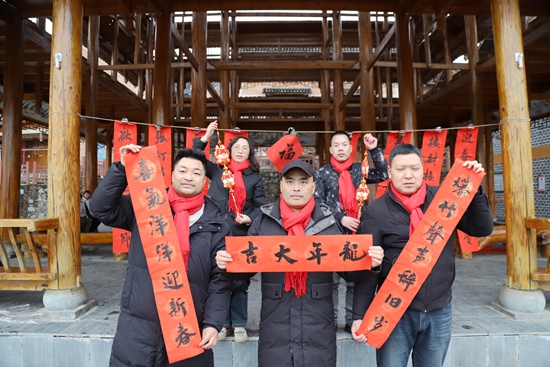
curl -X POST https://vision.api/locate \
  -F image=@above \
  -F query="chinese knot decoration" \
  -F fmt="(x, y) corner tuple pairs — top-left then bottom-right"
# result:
(215, 140), (239, 213)
(356, 151), (370, 219)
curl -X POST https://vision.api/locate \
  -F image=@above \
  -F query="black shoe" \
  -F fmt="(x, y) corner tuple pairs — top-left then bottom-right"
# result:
(344, 324), (352, 333)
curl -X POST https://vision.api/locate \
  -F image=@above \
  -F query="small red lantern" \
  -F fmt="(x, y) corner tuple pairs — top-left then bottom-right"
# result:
(215, 141), (231, 166)
(356, 179), (369, 219)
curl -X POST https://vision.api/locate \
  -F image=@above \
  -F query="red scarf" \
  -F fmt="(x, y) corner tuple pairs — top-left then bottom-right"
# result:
(279, 195), (316, 298)
(330, 156), (359, 219)
(389, 182), (427, 237)
(227, 159), (250, 215)
(168, 186), (205, 271)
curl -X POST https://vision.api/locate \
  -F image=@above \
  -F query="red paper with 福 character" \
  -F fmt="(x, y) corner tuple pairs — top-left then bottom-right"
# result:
(356, 159), (485, 348)
(226, 235), (372, 273)
(376, 131), (412, 198)
(265, 134), (303, 172)
(125, 146), (203, 363)
(112, 121), (138, 253)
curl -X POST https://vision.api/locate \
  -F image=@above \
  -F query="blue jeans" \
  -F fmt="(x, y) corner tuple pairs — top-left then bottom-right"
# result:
(376, 302), (452, 367)
(224, 282), (249, 328)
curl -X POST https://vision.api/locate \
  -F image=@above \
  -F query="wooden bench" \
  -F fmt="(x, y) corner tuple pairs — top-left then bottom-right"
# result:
(16, 232), (113, 249)
(476, 218), (550, 288)
(0, 218), (59, 290)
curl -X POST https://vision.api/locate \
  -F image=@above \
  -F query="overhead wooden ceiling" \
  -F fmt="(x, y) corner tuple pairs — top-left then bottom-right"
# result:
(0, 0), (549, 142)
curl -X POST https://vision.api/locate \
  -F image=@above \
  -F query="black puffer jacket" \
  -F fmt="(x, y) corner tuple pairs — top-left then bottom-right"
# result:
(243, 200), (377, 367)
(193, 139), (266, 236)
(357, 185), (493, 313)
(314, 147), (388, 225)
(90, 162), (231, 367)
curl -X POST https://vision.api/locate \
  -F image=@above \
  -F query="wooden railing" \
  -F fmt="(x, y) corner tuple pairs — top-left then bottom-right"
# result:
(0, 218), (59, 290)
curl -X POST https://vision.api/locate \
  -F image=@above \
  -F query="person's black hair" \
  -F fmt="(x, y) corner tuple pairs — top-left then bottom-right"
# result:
(389, 144), (422, 166)
(83, 190), (91, 195)
(173, 148), (208, 172)
(227, 136), (260, 172)
(330, 130), (351, 144)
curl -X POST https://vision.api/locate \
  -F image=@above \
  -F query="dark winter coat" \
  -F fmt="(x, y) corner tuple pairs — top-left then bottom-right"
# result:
(241, 199), (377, 367)
(314, 147), (388, 227)
(90, 162), (232, 367)
(193, 139), (266, 236)
(356, 185), (493, 314)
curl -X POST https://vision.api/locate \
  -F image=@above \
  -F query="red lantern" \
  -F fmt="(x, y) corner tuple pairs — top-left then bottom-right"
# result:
(356, 179), (369, 220)
(215, 141), (231, 166)
(361, 150), (370, 178)
(221, 166), (239, 213)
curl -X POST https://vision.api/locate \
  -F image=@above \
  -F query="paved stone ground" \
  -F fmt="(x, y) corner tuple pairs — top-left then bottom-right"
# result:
(2, 243), (550, 367)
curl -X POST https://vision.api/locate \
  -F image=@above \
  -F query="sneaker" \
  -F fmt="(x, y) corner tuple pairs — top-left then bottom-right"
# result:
(218, 327), (230, 341)
(233, 327), (248, 342)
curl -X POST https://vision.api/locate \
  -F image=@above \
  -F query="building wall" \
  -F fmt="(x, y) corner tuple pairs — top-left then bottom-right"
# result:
(492, 118), (550, 221)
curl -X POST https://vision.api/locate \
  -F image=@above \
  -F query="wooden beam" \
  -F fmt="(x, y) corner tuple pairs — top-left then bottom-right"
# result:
(191, 12), (208, 127)
(171, 22), (199, 71)
(23, 20), (51, 50)
(210, 60), (359, 70)
(525, 218), (550, 232)
(152, 12), (172, 127)
(231, 102), (332, 110)
(85, 15), (99, 193)
(98, 74), (149, 111)
(367, 23), (396, 71)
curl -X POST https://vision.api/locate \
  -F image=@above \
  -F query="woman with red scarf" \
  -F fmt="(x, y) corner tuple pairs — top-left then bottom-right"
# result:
(193, 121), (266, 343)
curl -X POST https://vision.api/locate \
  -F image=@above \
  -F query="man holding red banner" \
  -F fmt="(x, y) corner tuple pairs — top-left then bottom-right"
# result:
(353, 144), (493, 367)
(90, 145), (231, 367)
(314, 130), (389, 332)
(216, 159), (384, 367)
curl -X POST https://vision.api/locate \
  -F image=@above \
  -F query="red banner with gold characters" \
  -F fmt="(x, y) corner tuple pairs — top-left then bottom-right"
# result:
(265, 134), (303, 172)
(356, 159), (485, 348)
(185, 127), (210, 160)
(454, 126), (480, 252)
(376, 131), (412, 198)
(148, 125), (172, 188)
(125, 146), (203, 363)
(421, 130), (447, 186)
(224, 129), (249, 147)
(113, 121), (138, 253)
(226, 235), (372, 273)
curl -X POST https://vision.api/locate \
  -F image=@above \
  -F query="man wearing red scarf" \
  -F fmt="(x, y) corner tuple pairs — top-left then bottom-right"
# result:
(354, 144), (493, 367)
(314, 130), (389, 332)
(90, 146), (232, 367)
(215, 159), (384, 367)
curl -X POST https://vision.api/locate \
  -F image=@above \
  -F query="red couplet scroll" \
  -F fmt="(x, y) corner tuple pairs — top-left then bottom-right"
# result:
(376, 131), (412, 198)
(148, 125), (172, 188)
(454, 127), (481, 252)
(125, 146), (203, 363)
(265, 134), (304, 172)
(421, 130), (448, 186)
(112, 121), (138, 253)
(356, 159), (485, 348)
(224, 129), (249, 147)
(226, 235), (372, 273)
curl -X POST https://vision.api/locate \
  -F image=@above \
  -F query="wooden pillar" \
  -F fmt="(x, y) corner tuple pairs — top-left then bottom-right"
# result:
(152, 12), (172, 127)
(191, 12), (208, 128)
(359, 12), (376, 136)
(464, 15), (487, 188)
(230, 12), (239, 126)
(320, 16), (332, 165)
(332, 11), (345, 131)
(111, 15), (119, 82)
(1, 11), (24, 242)
(220, 11), (230, 130)
(145, 18), (155, 124)
(396, 11), (418, 145)
(85, 16), (99, 193)
(491, 0), (537, 291)
(47, 0), (84, 291)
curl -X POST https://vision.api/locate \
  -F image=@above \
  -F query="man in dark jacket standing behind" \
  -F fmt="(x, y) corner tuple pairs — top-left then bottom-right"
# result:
(90, 145), (231, 367)
(216, 159), (384, 367)
(353, 144), (493, 367)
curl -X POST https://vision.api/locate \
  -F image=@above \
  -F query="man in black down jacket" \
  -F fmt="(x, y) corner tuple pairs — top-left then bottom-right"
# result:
(353, 144), (493, 367)
(90, 146), (231, 367)
(314, 130), (389, 332)
(216, 159), (384, 367)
